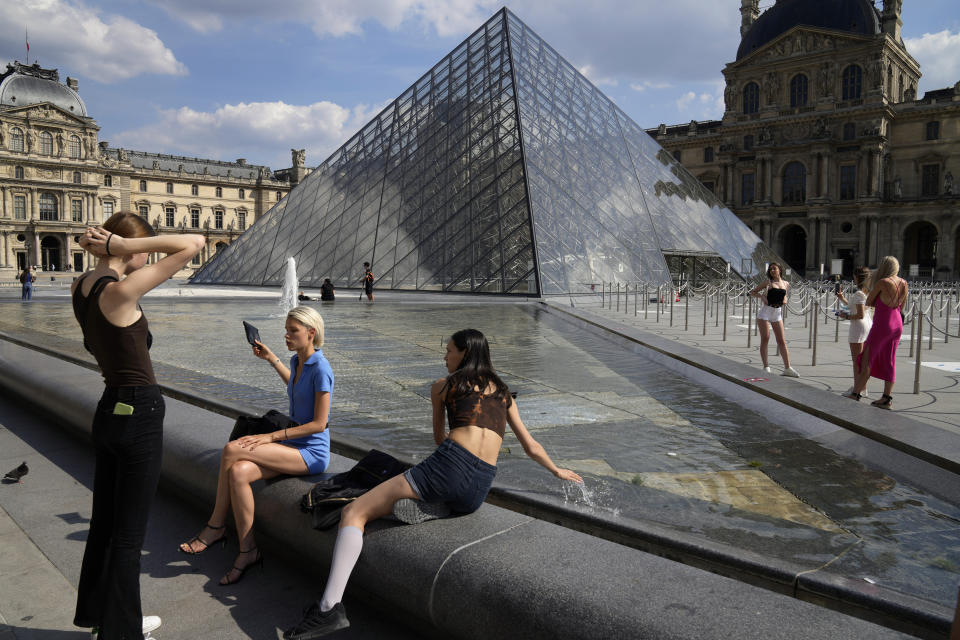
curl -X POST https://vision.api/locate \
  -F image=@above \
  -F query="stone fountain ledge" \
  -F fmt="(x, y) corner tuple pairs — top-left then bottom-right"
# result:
(0, 337), (928, 639)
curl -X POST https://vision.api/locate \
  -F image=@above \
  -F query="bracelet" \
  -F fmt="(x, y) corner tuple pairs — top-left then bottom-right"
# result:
(284, 428), (289, 440)
(105, 233), (114, 256)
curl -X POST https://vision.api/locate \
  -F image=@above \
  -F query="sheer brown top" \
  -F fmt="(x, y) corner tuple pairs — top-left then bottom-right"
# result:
(445, 385), (513, 438)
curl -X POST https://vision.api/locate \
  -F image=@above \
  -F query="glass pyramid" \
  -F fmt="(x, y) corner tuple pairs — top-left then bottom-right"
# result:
(193, 8), (782, 294)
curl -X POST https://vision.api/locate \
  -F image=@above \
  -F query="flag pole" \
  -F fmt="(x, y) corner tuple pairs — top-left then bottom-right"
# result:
(25, 28), (30, 65)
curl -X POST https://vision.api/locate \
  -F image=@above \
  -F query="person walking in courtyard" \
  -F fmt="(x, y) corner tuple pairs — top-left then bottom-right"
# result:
(19, 266), (35, 300)
(845, 256), (908, 409)
(361, 262), (374, 301)
(71, 213), (204, 640)
(282, 328), (582, 639)
(749, 262), (799, 377)
(836, 266), (873, 397)
(180, 306), (333, 586)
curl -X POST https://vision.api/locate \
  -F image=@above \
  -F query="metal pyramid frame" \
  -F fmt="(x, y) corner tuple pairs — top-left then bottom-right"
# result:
(193, 8), (781, 294)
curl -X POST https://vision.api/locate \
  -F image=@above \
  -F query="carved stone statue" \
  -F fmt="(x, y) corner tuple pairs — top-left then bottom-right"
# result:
(883, 0), (902, 14)
(904, 85), (916, 101)
(945, 171), (954, 196)
(26, 130), (36, 152)
(765, 72), (780, 105)
(0, 127), (4, 147)
(152, 160), (160, 170)
(871, 58), (884, 90)
(292, 149), (306, 167)
(759, 126), (774, 144)
(118, 149), (128, 162)
(894, 176), (902, 198)
(724, 84), (736, 111)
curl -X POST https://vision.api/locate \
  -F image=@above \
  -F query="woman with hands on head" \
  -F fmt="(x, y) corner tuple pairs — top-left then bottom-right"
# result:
(71, 213), (204, 640)
(282, 328), (582, 640)
(748, 262), (799, 378)
(179, 306), (333, 586)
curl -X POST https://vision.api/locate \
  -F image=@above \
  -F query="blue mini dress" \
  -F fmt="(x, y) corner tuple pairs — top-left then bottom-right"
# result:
(285, 350), (333, 474)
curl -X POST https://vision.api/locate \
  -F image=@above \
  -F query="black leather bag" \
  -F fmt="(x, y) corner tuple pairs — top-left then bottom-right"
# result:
(229, 409), (297, 442)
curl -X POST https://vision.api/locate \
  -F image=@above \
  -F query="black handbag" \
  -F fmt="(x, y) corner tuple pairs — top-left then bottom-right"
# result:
(229, 409), (297, 442)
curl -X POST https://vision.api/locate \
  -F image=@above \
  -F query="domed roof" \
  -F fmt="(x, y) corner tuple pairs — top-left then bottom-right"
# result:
(737, 0), (880, 61)
(0, 69), (87, 116)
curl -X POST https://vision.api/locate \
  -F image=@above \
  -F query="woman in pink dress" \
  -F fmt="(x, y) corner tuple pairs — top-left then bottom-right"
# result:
(845, 256), (908, 409)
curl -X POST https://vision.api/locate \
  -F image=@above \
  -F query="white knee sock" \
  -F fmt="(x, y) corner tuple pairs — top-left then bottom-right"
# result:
(319, 526), (363, 612)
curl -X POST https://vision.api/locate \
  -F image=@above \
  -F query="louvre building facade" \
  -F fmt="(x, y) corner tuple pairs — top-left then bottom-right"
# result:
(194, 9), (782, 295)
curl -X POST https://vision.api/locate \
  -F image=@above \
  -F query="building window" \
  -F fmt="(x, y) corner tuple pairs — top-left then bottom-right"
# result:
(15, 165), (24, 179)
(104, 174), (112, 187)
(103, 201), (114, 217)
(138, 205), (149, 218)
(73, 171), (82, 184)
(191, 209), (200, 228)
(39, 193), (58, 221)
(215, 186), (223, 198)
(704, 147), (714, 163)
(672, 150), (682, 163)
(898, 74), (904, 102)
(166, 182), (174, 194)
(239, 188), (245, 199)
(843, 123), (856, 141)
(14, 195), (26, 220)
(69, 135), (81, 158)
(743, 82), (759, 114)
(71, 199), (83, 222)
(743, 135), (753, 151)
(214, 210), (224, 229)
(741, 173), (755, 205)
(238, 211), (246, 230)
(191, 184), (199, 196)
(790, 74), (808, 107)
(140, 179), (147, 192)
(192, 254), (202, 266)
(165, 207), (176, 227)
(926, 121), (940, 141)
(276, 191), (283, 201)
(839, 166), (857, 200)
(702, 181), (715, 194)
(10, 127), (24, 152)
(921, 164), (940, 197)
(842, 65), (862, 100)
(783, 162), (806, 203)
(39, 131), (53, 155)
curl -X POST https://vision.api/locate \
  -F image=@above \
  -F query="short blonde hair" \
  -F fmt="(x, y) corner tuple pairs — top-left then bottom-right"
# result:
(287, 306), (325, 348)
(870, 256), (900, 289)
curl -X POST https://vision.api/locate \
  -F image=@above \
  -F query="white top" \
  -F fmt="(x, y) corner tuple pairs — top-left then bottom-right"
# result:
(847, 290), (872, 343)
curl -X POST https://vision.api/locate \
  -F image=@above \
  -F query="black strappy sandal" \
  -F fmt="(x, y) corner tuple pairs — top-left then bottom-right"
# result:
(871, 394), (893, 410)
(179, 523), (227, 555)
(219, 547), (263, 586)
(843, 391), (861, 401)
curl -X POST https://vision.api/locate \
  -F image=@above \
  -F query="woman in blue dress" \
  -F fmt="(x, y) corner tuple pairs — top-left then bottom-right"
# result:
(179, 306), (333, 585)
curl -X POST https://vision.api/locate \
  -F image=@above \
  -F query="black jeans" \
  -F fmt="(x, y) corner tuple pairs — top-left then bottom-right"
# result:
(74, 386), (164, 640)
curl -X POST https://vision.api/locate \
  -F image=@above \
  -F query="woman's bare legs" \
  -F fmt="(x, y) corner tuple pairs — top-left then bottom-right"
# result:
(853, 343), (872, 394)
(848, 343), (864, 387)
(771, 321), (791, 368)
(757, 320), (771, 367)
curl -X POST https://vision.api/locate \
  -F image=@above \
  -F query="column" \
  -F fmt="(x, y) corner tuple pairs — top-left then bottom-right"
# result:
(1, 186), (8, 219)
(869, 218), (879, 265)
(757, 159), (766, 201)
(765, 159), (774, 203)
(1, 232), (8, 268)
(872, 150), (882, 197)
(30, 190), (38, 221)
(820, 153), (829, 199)
(64, 232), (73, 273)
(725, 163), (734, 206)
(32, 231), (41, 267)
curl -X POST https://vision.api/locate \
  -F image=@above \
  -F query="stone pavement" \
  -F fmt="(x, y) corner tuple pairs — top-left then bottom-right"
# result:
(0, 397), (423, 640)
(569, 291), (960, 437)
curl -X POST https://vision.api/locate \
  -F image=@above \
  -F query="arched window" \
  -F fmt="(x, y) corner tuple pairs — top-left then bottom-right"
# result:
(843, 123), (856, 141)
(703, 147), (714, 163)
(926, 121), (940, 141)
(237, 210), (247, 230)
(191, 184), (199, 196)
(214, 210), (224, 229)
(166, 182), (174, 194)
(139, 179), (147, 192)
(39, 193), (59, 221)
(783, 162), (806, 204)
(39, 131), (53, 155)
(842, 65), (862, 100)
(73, 171), (82, 184)
(69, 135), (81, 158)
(276, 191), (283, 201)
(215, 186), (223, 198)
(104, 174), (112, 187)
(15, 166), (24, 180)
(743, 135), (754, 151)
(239, 188), (245, 199)
(743, 82), (760, 114)
(10, 127), (24, 152)
(790, 74), (808, 107)
(672, 150), (682, 163)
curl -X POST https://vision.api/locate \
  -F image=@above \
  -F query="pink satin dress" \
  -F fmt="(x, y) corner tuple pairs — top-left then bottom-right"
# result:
(857, 287), (903, 383)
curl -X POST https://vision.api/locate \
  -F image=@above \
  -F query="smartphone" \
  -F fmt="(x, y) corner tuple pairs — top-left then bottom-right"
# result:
(242, 321), (261, 346)
(834, 282), (841, 295)
(113, 402), (134, 416)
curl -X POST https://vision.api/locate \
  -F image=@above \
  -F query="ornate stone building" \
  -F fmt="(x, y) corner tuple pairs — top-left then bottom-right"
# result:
(647, 0), (960, 279)
(0, 61), (299, 276)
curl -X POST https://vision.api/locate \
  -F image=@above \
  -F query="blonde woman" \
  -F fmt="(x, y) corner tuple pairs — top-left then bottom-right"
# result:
(180, 306), (333, 585)
(836, 266), (873, 397)
(846, 257), (908, 408)
(748, 262), (799, 377)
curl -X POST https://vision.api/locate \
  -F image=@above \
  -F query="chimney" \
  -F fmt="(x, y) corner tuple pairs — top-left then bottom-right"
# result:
(66, 77), (79, 92)
(881, 0), (903, 41)
(740, 0), (760, 39)
(236, 158), (246, 166)
(99, 141), (109, 150)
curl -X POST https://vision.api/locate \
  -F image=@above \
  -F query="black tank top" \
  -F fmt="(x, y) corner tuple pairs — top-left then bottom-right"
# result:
(72, 274), (156, 387)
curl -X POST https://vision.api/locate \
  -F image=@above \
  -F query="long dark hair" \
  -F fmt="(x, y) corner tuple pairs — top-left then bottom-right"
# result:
(767, 262), (783, 280)
(446, 329), (509, 400)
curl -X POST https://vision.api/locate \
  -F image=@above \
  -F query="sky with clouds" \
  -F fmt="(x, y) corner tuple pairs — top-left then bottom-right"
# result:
(2, 0), (958, 170)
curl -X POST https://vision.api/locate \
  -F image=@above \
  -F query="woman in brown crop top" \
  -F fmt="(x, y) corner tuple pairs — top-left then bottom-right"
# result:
(283, 329), (581, 639)
(71, 213), (204, 640)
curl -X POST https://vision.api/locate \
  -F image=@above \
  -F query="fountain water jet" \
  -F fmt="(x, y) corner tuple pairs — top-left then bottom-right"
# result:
(279, 257), (298, 314)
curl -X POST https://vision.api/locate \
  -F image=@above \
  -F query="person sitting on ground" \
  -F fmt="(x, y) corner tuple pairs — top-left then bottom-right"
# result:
(298, 291), (313, 301)
(320, 278), (335, 302)
(179, 306), (334, 585)
(836, 266), (873, 398)
(282, 328), (583, 639)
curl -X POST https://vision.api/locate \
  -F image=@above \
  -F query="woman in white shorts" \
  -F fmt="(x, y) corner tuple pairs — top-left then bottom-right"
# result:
(749, 262), (799, 377)
(836, 266), (873, 397)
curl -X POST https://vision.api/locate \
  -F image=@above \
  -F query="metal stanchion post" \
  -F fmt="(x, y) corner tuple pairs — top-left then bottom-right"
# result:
(703, 292), (708, 336)
(747, 296), (752, 349)
(634, 283), (638, 316)
(909, 306), (916, 358)
(946, 301), (951, 344)
(723, 293), (728, 341)
(834, 295), (840, 343)
(715, 292), (720, 327)
(670, 287), (674, 327)
(929, 309), (934, 350)
(914, 309), (924, 395)
(812, 301), (819, 366)
(616, 283), (620, 312)
(684, 290), (689, 331)
(601, 282), (604, 307)
(644, 284), (649, 320)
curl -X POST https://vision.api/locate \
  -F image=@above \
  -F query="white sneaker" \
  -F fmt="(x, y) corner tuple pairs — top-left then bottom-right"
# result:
(762, 366), (772, 374)
(91, 616), (161, 639)
(845, 387), (869, 398)
(782, 367), (800, 378)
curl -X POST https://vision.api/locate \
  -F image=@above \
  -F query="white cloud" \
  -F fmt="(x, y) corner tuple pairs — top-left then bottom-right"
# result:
(675, 91), (696, 110)
(579, 64), (618, 87)
(0, 0), (186, 83)
(111, 99), (386, 169)
(630, 81), (673, 92)
(905, 30), (960, 93)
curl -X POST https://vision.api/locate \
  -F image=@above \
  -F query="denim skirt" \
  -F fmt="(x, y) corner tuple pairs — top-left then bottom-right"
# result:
(404, 439), (497, 514)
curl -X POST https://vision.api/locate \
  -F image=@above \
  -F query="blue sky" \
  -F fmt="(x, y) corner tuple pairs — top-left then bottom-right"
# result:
(2, 1), (958, 170)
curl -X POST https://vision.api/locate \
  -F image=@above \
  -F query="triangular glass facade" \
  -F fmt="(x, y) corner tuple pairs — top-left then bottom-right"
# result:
(193, 9), (782, 294)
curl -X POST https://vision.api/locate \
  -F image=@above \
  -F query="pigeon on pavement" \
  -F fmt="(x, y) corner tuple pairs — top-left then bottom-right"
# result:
(3, 462), (28, 483)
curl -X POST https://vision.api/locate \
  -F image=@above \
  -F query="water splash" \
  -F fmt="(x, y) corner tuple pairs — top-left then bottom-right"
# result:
(562, 478), (620, 517)
(279, 257), (298, 315)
